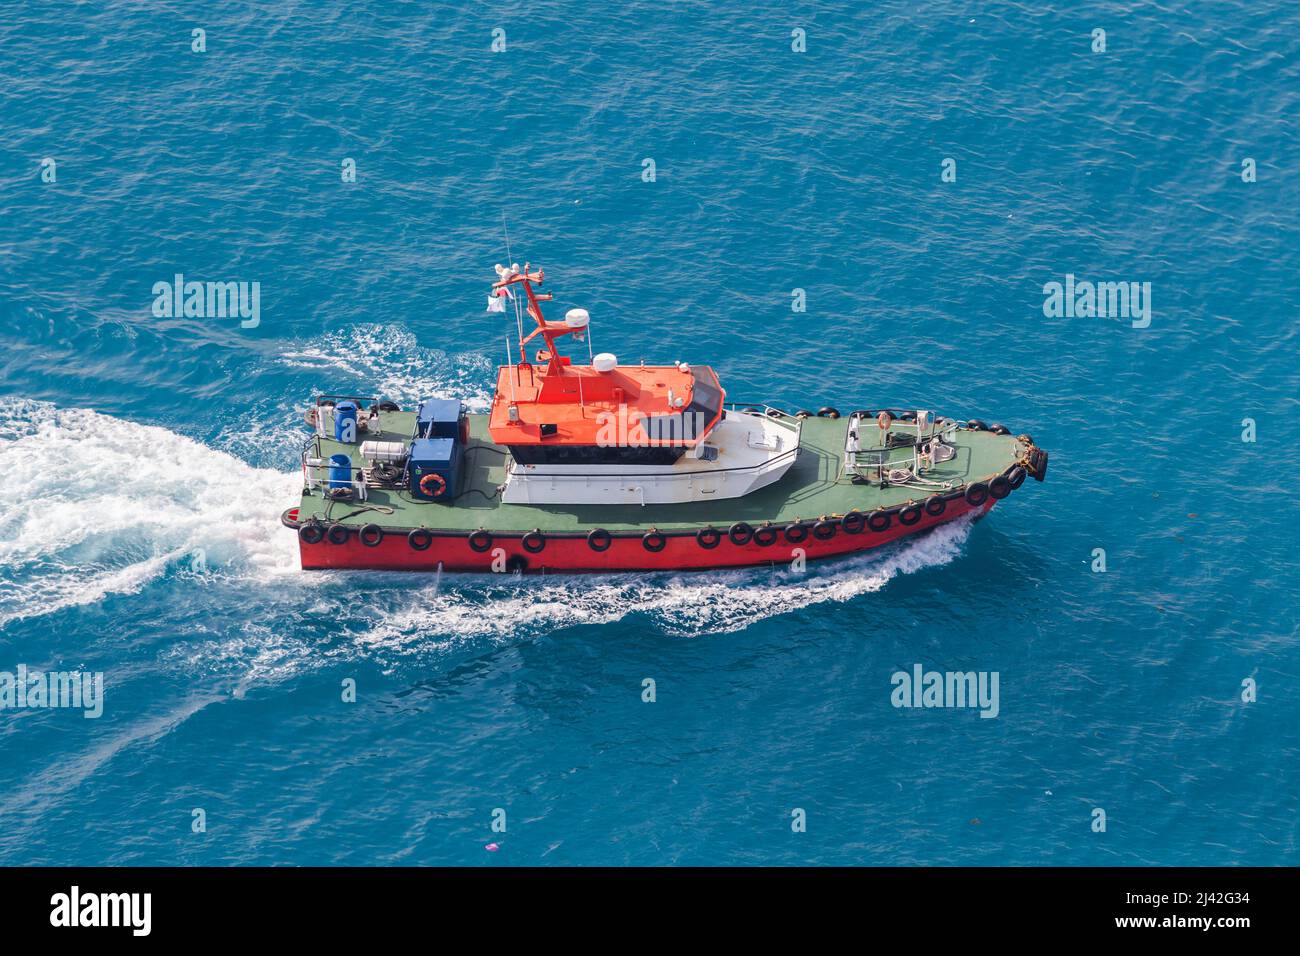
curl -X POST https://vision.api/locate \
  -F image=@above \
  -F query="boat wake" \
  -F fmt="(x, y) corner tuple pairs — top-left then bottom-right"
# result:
(0, 399), (300, 630)
(0, 400), (975, 685)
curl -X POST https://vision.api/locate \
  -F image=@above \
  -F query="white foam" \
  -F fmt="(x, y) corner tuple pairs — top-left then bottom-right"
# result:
(277, 324), (495, 411)
(0, 400), (300, 629)
(355, 515), (975, 649)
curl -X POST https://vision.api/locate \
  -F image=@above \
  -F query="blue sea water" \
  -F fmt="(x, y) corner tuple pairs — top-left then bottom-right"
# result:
(0, 0), (1296, 866)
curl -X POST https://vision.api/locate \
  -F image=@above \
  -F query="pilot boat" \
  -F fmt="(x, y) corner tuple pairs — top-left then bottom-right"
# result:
(282, 261), (1048, 572)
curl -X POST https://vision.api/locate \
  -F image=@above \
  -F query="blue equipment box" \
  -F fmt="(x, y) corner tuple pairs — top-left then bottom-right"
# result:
(416, 399), (463, 440)
(407, 437), (458, 501)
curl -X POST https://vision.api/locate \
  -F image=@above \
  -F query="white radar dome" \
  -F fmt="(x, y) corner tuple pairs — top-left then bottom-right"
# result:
(565, 308), (590, 329)
(592, 352), (617, 373)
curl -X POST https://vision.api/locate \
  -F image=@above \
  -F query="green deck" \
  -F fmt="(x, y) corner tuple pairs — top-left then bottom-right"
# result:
(296, 411), (1027, 533)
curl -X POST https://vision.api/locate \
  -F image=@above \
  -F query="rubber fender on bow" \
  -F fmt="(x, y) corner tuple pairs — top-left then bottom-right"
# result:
(1029, 448), (1049, 481)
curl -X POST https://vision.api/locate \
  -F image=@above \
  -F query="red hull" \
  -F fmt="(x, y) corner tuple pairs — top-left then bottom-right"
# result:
(298, 500), (996, 573)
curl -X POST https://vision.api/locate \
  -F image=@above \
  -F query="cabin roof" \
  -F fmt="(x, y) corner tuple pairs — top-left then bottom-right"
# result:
(487, 363), (723, 446)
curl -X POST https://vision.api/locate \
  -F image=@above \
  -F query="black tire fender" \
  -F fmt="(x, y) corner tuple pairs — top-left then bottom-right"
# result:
(642, 530), (667, 553)
(299, 521), (325, 545)
(841, 510), (866, 535)
(898, 504), (923, 526)
(359, 523), (384, 547)
(521, 530), (546, 554)
(728, 522), (754, 545)
(408, 529), (433, 551)
(467, 529), (492, 553)
(867, 510), (892, 533)
(587, 528), (612, 552)
(696, 527), (722, 549)
(812, 519), (837, 541)
(965, 483), (990, 506)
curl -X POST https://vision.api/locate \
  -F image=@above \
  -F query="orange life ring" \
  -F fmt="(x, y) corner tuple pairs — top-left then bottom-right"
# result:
(419, 473), (447, 498)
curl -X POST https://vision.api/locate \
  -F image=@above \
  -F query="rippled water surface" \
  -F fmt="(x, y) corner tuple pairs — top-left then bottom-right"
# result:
(0, 1), (1296, 865)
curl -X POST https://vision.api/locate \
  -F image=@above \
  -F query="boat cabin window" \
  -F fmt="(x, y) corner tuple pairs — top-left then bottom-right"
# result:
(643, 366), (723, 443)
(508, 444), (688, 466)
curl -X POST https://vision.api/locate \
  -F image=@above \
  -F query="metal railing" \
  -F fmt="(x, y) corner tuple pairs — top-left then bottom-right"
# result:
(841, 411), (965, 488)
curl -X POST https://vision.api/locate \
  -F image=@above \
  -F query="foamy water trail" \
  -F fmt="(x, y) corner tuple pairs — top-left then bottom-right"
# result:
(0, 399), (300, 629)
(277, 324), (495, 411)
(355, 515), (975, 649)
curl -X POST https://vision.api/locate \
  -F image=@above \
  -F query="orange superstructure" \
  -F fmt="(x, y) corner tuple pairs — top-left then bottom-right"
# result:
(485, 264), (724, 448)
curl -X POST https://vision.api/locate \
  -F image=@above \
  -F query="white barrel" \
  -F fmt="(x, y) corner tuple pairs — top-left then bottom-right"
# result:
(360, 440), (408, 463)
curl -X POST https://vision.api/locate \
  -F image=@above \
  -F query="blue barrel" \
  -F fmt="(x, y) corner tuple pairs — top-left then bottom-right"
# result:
(334, 401), (358, 442)
(328, 453), (352, 490)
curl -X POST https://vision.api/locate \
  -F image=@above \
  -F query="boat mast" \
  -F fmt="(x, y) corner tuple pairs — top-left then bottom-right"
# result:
(492, 263), (575, 378)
